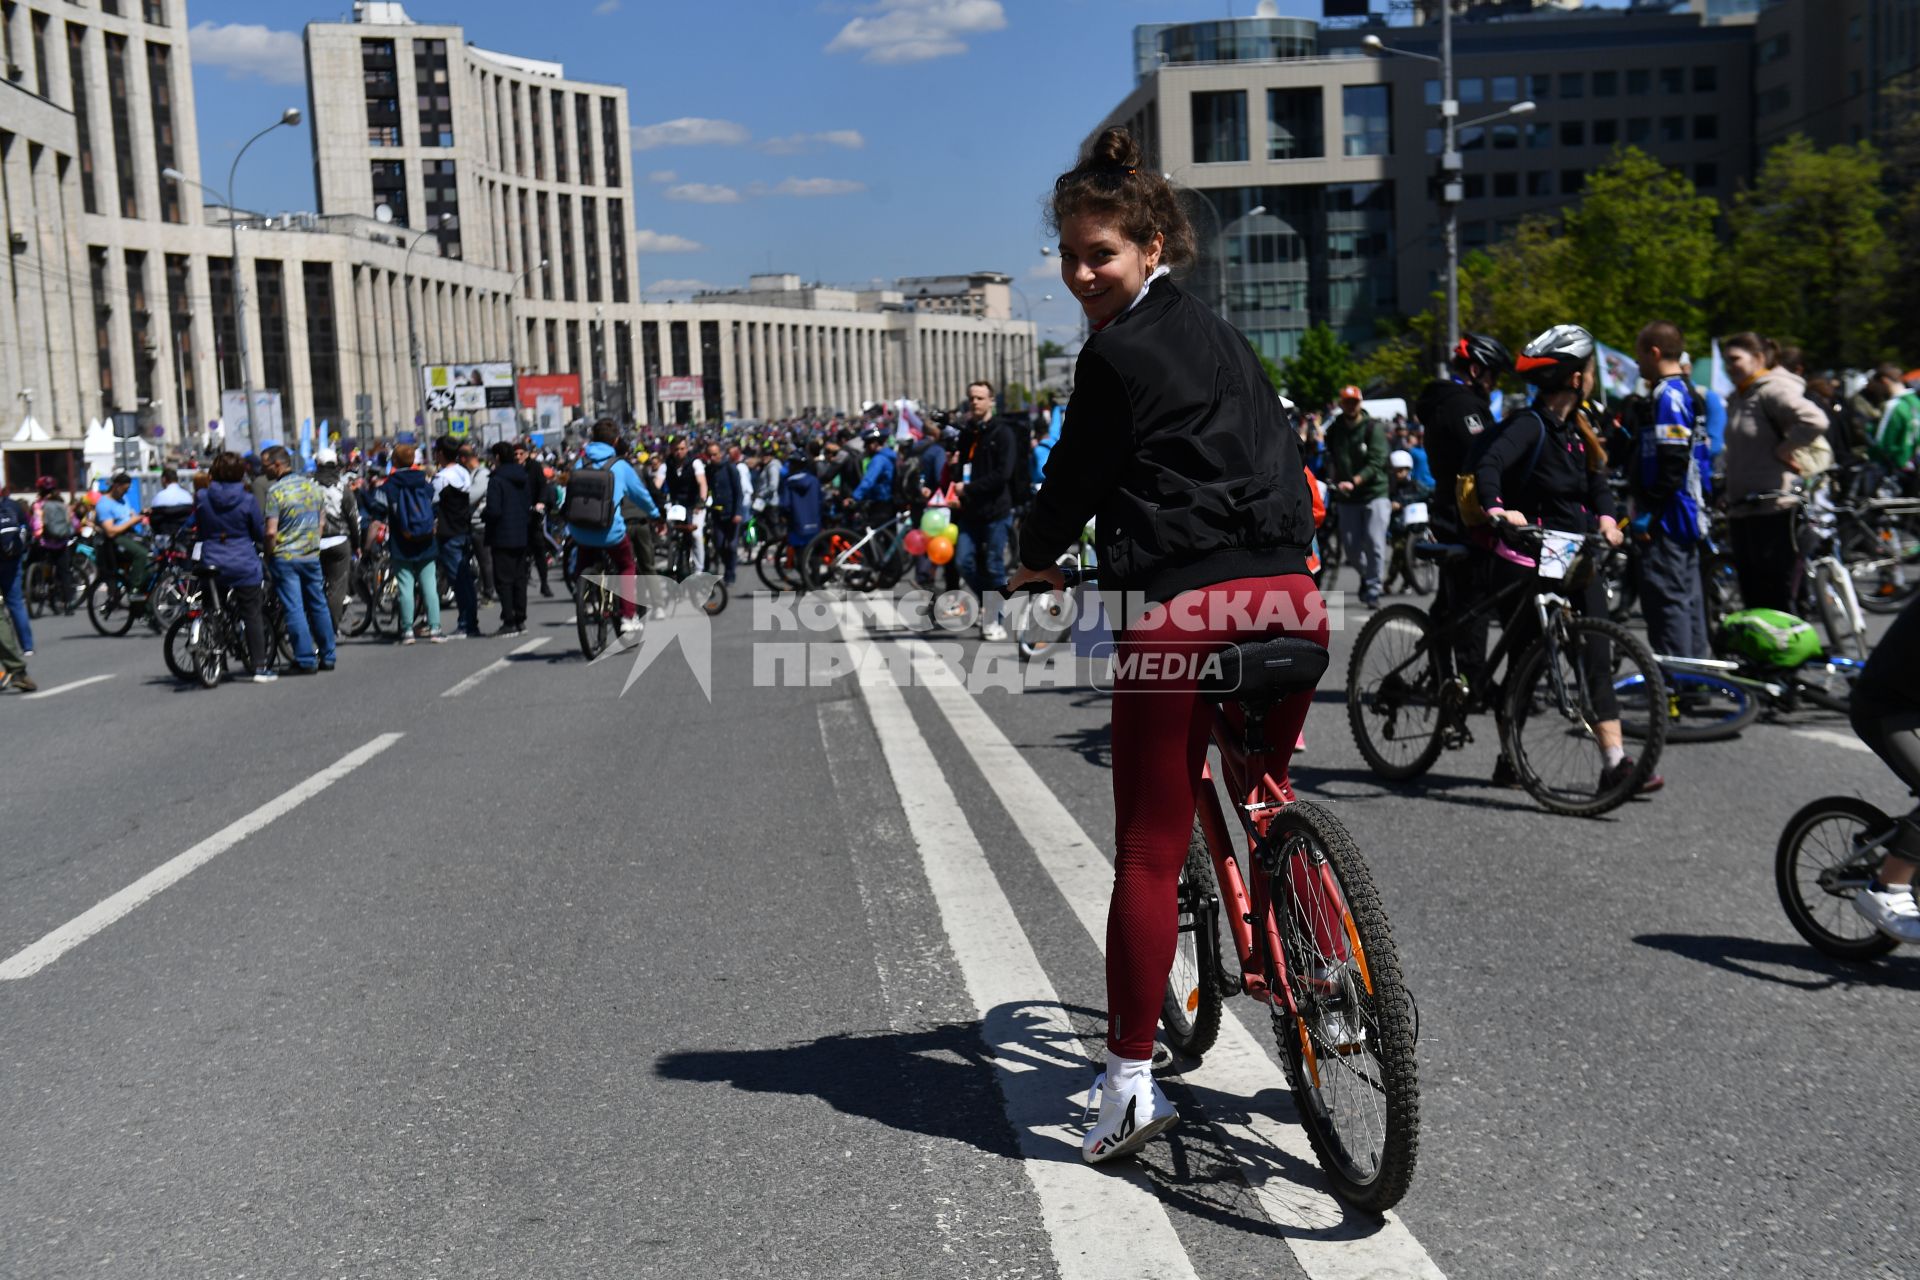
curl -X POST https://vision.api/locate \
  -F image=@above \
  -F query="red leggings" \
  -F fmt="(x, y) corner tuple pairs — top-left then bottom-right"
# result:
(1106, 573), (1327, 1058)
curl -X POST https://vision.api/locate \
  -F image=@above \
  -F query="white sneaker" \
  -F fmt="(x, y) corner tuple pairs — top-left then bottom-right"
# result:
(1853, 882), (1920, 943)
(617, 616), (643, 639)
(982, 621), (1008, 642)
(1081, 1070), (1178, 1164)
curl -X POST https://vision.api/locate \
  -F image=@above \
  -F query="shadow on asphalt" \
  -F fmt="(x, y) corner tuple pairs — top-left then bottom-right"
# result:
(1633, 932), (1920, 991)
(1289, 762), (1551, 815)
(656, 1001), (1404, 1246)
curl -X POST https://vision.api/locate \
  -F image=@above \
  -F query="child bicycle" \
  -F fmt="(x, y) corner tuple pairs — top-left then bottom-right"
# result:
(1346, 524), (1667, 817)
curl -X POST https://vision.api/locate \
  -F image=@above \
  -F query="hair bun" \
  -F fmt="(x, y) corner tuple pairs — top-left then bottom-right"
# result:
(1091, 127), (1141, 172)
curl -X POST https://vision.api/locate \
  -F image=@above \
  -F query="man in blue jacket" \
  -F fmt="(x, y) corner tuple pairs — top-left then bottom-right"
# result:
(704, 440), (744, 586)
(849, 427), (897, 525)
(567, 419), (658, 637)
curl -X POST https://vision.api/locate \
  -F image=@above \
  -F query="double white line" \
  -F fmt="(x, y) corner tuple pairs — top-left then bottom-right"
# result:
(834, 601), (1445, 1280)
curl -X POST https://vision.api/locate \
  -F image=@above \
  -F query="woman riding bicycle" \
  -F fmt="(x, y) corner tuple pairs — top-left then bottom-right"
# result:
(1848, 594), (1920, 942)
(193, 451), (273, 682)
(1007, 127), (1323, 1165)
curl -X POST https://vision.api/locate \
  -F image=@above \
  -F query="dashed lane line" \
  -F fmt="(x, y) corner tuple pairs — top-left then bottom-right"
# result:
(1792, 728), (1872, 754)
(439, 637), (552, 698)
(833, 603), (1202, 1280)
(21, 674), (117, 700)
(867, 601), (1448, 1280)
(0, 732), (404, 981)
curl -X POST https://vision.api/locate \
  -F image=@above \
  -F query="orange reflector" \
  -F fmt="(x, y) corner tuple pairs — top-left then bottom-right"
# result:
(1185, 989), (1200, 1013)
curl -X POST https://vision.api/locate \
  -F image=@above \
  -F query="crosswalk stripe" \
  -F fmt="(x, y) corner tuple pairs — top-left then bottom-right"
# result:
(834, 603), (1202, 1280)
(867, 602), (1447, 1279)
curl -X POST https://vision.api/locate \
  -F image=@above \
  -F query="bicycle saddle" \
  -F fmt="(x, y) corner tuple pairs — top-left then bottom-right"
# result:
(1198, 636), (1329, 702)
(1412, 541), (1468, 562)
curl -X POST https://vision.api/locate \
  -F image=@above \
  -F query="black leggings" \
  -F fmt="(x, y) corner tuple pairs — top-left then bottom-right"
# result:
(1489, 555), (1621, 722)
(1850, 595), (1920, 858)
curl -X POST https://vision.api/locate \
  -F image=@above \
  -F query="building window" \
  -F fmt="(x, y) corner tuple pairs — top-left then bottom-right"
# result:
(582, 196), (601, 303)
(1492, 75), (1519, 102)
(1594, 119), (1618, 146)
(1492, 171), (1518, 198)
(142, 0), (165, 23)
(67, 24), (97, 215)
(126, 250), (154, 407)
(1694, 162), (1717, 189)
(1491, 123), (1518, 150)
(1526, 121), (1552, 149)
(1267, 87), (1322, 160)
(551, 89), (568, 182)
(1561, 169), (1584, 196)
(412, 38), (453, 147)
(303, 263), (343, 428)
(1425, 128), (1442, 156)
(1558, 71), (1583, 99)
(363, 37), (401, 146)
(614, 319), (633, 415)
(1191, 90), (1248, 163)
(1423, 78), (1440, 106)
(90, 248), (114, 408)
(642, 321), (661, 418)
(146, 42), (180, 222)
(1341, 85), (1391, 157)
(1593, 70), (1617, 97)
(536, 193), (552, 299)
(31, 11), (49, 99)
(422, 159), (459, 257)
(1694, 114), (1718, 141)
(1527, 170), (1552, 197)
(557, 194), (576, 302)
(575, 94), (596, 187)
(512, 83), (526, 176)
(700, 321), (723, 422)
(1559, 121), (1585, 147)
(104, 34), (139, 218)
(607, 197), (629, 304)
(1757, 86), (1791, 115)
(1463, 173), (1485, 199)
(1659, 66), (1684, 94)
(256, 260), (290, 409)
(1659, 115), (1685, 143)
(1528, 73), (1550, 101)
(165, 254), (196, 428)
(1627, 69), (1650, 96)
(1627, 117), (1651, 143)
(371, 159), (408, 227)
(601, 96), (622, 188)
(1457, 125), (1485, 152)
(208, 256), (238, 391)
(529, 89), (545, 181)
(1757, 34), (1790, 65)
(1693, 65), (1717, 93)
(1458, 77), (1484, 105)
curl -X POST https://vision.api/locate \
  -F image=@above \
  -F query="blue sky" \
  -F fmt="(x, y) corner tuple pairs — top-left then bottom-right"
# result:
(179, 0), (1614, 349)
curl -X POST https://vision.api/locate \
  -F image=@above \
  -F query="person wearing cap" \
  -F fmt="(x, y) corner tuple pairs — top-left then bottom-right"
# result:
(95, 471), (152, 601)
(1324, 385), (1390, 607)
(314, 448), (361, 629)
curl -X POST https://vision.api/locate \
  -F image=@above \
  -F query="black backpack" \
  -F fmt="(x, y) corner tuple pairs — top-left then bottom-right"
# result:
(565, 459), (618, 531)
(0, 498), (24, 560)
(892, 449), (921, 509)
(1007, 427), (1034, 506)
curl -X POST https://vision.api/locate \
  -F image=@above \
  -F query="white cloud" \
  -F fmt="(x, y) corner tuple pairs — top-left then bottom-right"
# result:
(763, 177), (868, 198)
(633, 229), (705, 253)
(188, 21), (306, 86)
(646, 169), (678, 184)
(825, 0), (1006, 65)
(1027, 260), (1060, 280)
(644, 278), (721, 297)
(665, 182), (743, 204)
(593, 0), (621, 13)
(630, 117), (751, 151)
(759, 129), (867, 155)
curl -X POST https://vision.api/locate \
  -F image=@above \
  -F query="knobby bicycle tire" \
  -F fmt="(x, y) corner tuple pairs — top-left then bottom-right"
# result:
(1161, 820), (1225, 1060)
(87, 580), (137, 636)
(1504, 615), (1665, 818)
(1346, 603), (1447, 782)
(574, 576), (610, 660)
(1262, 801), (1419, 1213)
(1774, 795), (1898, 962)
(1615, 668), (1759, 744)
(163, 611), (196, 683)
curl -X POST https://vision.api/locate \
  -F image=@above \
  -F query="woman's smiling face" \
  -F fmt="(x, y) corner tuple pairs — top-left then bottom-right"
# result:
(1056, 214), (1164, 329)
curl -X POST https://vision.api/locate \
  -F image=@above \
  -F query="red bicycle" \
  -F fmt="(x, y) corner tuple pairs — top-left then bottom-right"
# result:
(1162, 633), (1421, 1211)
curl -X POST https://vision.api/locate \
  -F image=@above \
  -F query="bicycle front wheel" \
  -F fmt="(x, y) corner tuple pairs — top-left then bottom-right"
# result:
(1614, 667), (1758, 744)
(87, 581), (136, 636)
(1775, 795), (1898, 961)
(1346, 604), (1447, 781)
(1161, 820), (1224, 1060)
(163, 611), (196, 682)
(1505, 615), (1664, 817)
(804, 527), (862, 591)
(25, 561), (50, 619)
(1261, 801), (1419, 1212)
(574, 577), (610, 659)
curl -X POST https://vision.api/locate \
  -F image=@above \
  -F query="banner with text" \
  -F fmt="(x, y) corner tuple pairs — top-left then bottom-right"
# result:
(423, 363), (515, 413)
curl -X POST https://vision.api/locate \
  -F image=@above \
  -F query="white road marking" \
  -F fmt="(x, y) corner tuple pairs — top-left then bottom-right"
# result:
(0, 733), (404, 981)
(834, 604), (1201, 1280)
(22, 674), (117, 700)
(1794, 728), (1871, 754)
(865, 601), (1448, 1279)
(439, 637), (551, 697)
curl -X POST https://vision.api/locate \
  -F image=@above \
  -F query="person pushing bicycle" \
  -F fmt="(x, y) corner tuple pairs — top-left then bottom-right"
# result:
(1007, 127), (1323, 1165)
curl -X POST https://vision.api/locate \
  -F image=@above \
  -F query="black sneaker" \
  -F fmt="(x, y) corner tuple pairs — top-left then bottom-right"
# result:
(1490, 754), (1521, 788)
(1599, 756), (1664, 796)
(317, 662), (336, 672)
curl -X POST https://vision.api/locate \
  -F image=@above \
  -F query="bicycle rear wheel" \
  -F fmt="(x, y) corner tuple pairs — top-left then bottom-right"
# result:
(1346, 604), (1447, 781)
(1261, 801), (1419, 1212)
(163, 611), (195, 682)
(1506, 616), (1664, 817)
(804, 527), (863, 591)
(1614, 667), (1758, 743)
(24, 561), (51, 619)
(1161, 820), (1224, 1060)
(1774, 795), (1898, 961)
(86, 580), (136, 636)
(698, 576), (729, 616)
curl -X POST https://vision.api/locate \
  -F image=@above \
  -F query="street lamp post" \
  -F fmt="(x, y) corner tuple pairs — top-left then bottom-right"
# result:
(1363, 33), (1533, 373)
(164, 107), (301, 450)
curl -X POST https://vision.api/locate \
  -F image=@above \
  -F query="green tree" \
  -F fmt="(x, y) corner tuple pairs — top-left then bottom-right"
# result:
(1885, 77), (1920, 362)
(1713, 134), (1891, 368)
(1278, 323), (1357, 410)
(1037, 339), (1066, 362)
(1557, 148), (1718, 349)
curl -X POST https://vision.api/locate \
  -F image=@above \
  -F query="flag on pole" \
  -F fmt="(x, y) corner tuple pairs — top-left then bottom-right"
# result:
(1706, 339), (1734, 398)
(1594, 341), (1639, 403)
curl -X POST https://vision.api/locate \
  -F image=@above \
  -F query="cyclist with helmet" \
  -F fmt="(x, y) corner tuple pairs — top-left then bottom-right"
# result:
(1473, 324), (1660, 796)
(1009, 127), (1323, 1164)
(849, 426), (898, 528)
(1416, 332), (1512, 695)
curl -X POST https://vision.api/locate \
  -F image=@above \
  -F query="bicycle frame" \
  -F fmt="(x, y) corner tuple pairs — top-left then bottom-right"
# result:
(830, 512), (909, 574)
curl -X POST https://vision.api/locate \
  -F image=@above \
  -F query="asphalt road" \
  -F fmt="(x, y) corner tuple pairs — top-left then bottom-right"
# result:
(1, 569), (1913, 1280)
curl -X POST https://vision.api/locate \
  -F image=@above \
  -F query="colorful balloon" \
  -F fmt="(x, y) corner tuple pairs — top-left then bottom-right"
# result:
(903, 529), (928, 556)
(920, 507), (952, 537)
(927, 535), (955, 566)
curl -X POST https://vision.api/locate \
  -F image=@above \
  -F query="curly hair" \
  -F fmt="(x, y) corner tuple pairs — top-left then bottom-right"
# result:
(1045, 127), (1196, 270)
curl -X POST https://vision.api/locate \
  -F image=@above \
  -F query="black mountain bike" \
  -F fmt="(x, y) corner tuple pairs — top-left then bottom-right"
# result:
(1346, 527), (1667, 818)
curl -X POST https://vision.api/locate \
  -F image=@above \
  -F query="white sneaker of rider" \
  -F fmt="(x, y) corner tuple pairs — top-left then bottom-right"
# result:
(1853, 881), (1920, 944)
(1081, 1057), (1178, 1164)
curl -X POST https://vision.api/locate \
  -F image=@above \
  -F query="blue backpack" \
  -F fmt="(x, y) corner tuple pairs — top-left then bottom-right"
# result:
(387, 478), (436, 546)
